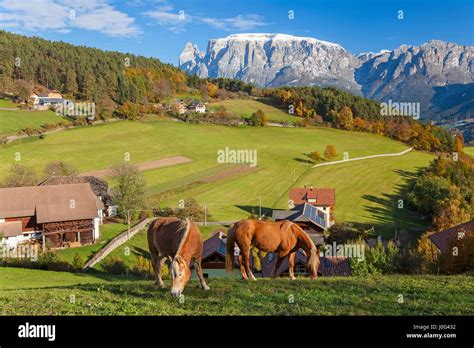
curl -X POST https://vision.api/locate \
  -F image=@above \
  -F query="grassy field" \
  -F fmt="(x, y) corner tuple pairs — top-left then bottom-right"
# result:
(0, 98), (17, 108)
(0, 109), (64, 136)
(208, 98), (300, 123)
(0, 119), (433, 236)
(0, 267), (472, 315)
(56, 223), (127, 263)
(464, 146), (474, 158)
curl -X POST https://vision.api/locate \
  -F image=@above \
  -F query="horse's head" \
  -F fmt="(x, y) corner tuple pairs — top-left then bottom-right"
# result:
(170, 255), (191, 298)
(306, 248), (320, 279)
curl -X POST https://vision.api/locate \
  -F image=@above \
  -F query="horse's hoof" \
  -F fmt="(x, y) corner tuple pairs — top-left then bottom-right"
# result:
(203, 285), (210, 291)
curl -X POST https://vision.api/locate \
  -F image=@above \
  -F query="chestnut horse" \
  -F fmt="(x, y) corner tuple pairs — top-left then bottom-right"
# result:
(147, 217), (210, 297)
(226, 219), (319, 280)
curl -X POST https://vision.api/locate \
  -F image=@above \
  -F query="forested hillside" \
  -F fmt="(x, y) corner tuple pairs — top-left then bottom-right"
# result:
(0, 30), (188, 114)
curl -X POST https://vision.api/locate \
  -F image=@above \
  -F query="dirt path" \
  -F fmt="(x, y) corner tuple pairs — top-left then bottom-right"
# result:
(202, 164), (257, 183)
(82, 156), (193, 178)
(312, 147), (413, 169)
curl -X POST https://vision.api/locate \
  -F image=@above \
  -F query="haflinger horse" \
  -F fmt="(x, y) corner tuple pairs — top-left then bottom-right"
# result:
(147, 217), (210, 297)
(226, 219), (319, 280)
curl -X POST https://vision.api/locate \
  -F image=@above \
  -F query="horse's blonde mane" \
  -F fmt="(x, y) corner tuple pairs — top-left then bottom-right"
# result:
(175, 218), (191, 257)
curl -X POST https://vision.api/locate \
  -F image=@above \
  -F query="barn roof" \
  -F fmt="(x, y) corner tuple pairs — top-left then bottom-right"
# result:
(261, 249), (351, 277)
(0, 184), (104, 223)
(0, 221), (23, 237)
(290, 187), (335, 206)
(39, 175), (112, 205)
(429, 220), (474, 253)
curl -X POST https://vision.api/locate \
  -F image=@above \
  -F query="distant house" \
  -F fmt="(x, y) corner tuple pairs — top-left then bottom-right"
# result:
(38, 175), (116, 217)
(176, 101), (187, 115)
(428, 220), (473, 257)
(261, 249), (351, 277)
(0, 184), (104, 249)
(290, 186), (335, 223)
(272, 186), (336, 237)
(189, 101), (206, 113)
(29, 90), (66, 106)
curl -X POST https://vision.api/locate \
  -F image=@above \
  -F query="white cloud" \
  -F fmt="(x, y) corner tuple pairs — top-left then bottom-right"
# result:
(201, 14), (267, 31)
(143, 2), (268, 33)
(0, 0), (141, 37)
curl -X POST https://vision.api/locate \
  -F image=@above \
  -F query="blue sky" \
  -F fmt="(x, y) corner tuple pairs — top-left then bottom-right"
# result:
(0, 0), (473, 64)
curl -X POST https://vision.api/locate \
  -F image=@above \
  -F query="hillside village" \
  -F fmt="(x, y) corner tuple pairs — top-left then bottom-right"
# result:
(0, 30), (472, 296)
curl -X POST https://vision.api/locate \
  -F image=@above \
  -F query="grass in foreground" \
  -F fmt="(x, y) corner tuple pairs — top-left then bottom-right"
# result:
(0, 268), (472, 315)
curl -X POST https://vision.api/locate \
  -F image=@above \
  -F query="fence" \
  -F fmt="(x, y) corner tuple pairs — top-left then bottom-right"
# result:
(83, 218), (151, 271)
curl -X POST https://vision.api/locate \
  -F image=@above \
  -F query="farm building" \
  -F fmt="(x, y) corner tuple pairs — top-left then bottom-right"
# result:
(189, 101), (206, 113)
(261, 249), (351, 277)
(192, 231), (255, 278)
(196, 230), (350, 279)
(29, 90), (66, 106)
(39, 175), (116, 217)
(0, 183), (104, 249)
(428, 220), (473, 258)
(272, 186), (335, 244)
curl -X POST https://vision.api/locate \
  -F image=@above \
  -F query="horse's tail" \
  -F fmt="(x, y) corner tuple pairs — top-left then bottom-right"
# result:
(225, 224), (237, 272)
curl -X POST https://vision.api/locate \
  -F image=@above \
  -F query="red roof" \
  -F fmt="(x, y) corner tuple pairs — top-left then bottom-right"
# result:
(290, 187), (335, 206)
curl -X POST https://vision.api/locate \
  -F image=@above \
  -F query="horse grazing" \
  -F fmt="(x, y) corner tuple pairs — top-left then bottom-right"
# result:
(226, 219), (319, 280)
(147, 217), (210, 297)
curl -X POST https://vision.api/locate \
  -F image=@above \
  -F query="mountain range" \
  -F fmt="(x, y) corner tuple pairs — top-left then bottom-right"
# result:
(180, 33), (474, 121)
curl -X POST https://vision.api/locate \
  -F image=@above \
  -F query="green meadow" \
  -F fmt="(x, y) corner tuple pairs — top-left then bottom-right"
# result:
(209, 98), (300, 123)
(0, 268), (471, 315)
(0, 109), (64, 136)
(0, 118), (433, 236)
(464, 146), (474, 158)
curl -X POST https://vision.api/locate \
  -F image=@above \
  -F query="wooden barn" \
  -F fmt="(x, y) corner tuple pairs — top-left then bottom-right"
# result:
(39, 175), (116, 217)
(193, 231), (254, 279)
(0, 183), (104, 249)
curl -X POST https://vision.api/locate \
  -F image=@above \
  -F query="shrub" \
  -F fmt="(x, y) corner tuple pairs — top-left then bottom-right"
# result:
(101, 257), (128, 275)
(71, 253), (84, 272)
(248, 109), (268, 127)
(131, 256), (154, 279)
(326, 224), (366, 244)
(307, 151), (324, 164)
(38, 250), (72, 272)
